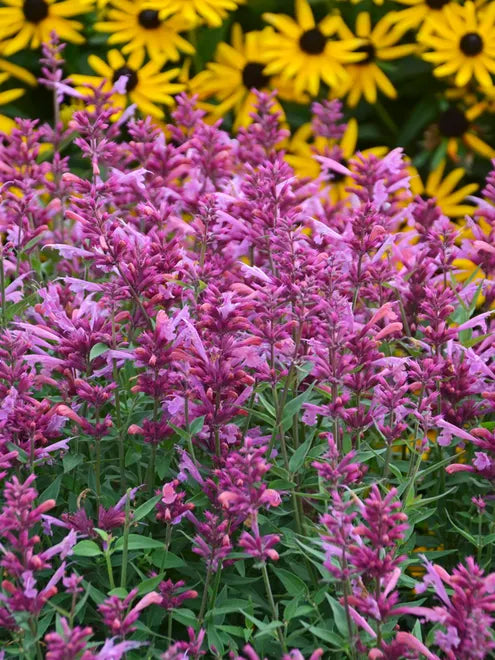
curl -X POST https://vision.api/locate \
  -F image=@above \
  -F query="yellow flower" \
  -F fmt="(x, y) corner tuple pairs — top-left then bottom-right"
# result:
(0, 58), (36, 133)
(391, 0), (452, 36)
(0, 74), (22, 133)
(154, 0), (245, 28)
(262, 0), (365, 97)
(190, 24), (283, 128)
(0, 0), (93, 55)
(94, 1), (194, 63)
(287, 118), (387, 204)
(435, 104), (495, 161)
(69, 49), (184, 120)
(420, 0), (495, 88)
(409, 159), (478, 218)
(335, 12), (416, 107)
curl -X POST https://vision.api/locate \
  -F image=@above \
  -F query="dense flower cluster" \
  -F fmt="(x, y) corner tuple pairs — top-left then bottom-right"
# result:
(0, 0), (494, 176)
(1, 53), (495, 656)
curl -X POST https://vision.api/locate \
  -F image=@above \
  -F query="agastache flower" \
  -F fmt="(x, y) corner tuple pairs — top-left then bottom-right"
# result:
(98, 588), (161, 637)
(406, 556), (495, 660)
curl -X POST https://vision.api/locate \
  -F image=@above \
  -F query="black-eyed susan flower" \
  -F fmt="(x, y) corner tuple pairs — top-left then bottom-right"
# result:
(0, 75), (23, 132)
(69, 49), (184, 120)
(0, 0), (93, 55)
(262, 0), (365, 97)
(420, 1), (495, 88)
(391, 0), (451, 36)
(190, 24), (283, 128)
(435, 104), (495, 161)
(94, 1), (194, 64)
(154, 0), (245, 28)
(287, 118), (387, 204)
(409, 159), (478, 218)
(0, 58), (36, 132)
(335, 12), (416, 107)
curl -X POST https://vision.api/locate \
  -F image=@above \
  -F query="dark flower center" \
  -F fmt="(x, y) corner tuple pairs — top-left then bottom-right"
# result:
(242, 62), (269, 90)
(23, 0), (49, 23)
(299, 28), (326, 55)
(332, 159), (348, 182)
(438, 107), (469, 137)
(138, 9), (160, 29)
(425, 0), (449, 8)
(355, 42), (376, 65)
(459, 32), (483, 56)
(112, 66), (138, 93)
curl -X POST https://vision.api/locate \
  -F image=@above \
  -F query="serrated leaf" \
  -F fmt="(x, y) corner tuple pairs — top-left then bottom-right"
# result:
(73, 540), (102, 557)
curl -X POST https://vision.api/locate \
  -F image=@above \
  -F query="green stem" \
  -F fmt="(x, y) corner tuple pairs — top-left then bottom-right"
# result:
(198, 567), (212, 625)
(120, 491), (132, 589)
(160, 524), (173, 571)
(95, 436), (102, 501)
(261, 562), (287, 652)
(148, 443), (157, 494)
(105, 548), (115, 590)
(112, 359), (125, 490)
(167, 611), (173, 642)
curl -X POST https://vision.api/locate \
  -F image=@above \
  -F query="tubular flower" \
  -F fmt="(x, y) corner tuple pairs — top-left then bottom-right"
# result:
(153, 0), (245, 29)
(0, 0), (93, 55)
(69, 49), (184, 120)
(420, 1), (495, 88)
(335, 12), (416, 107)
(262, 0), (365, 97)
(190, 24), (283, 129)
(435, 104), (495, 161)
(409, 159), (478, 219)
(94, 0), (194, 64)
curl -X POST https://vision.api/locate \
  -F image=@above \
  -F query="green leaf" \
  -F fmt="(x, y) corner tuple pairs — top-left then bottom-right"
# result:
(89, 343), (109, 361)
(189, 415), (205, 435)
(39, 474), (62, 503)
(397, 98), (438, 147)
(137, 573), (164, 595)
(282, 385), (314, 431)
(325, 595), (349, 637)
(306, 624), (343, 647)
(73, 540), (102, 557)
(63, 453), (83, 473)
(133, 495), (160, 522)
(445, 511), (477, 546)
(151, 550), (186, 569)
(6, 442), (27, 464)
(173, 608), (197, 627)
(272, 567), (307, 598)
(289, 436), (312, 473)
(114, 534), (163, 551)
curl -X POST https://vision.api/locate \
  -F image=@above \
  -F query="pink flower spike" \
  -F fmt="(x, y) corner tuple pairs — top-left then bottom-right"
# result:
(395, 632), (440, 660)
(316, 155), (352, 177)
